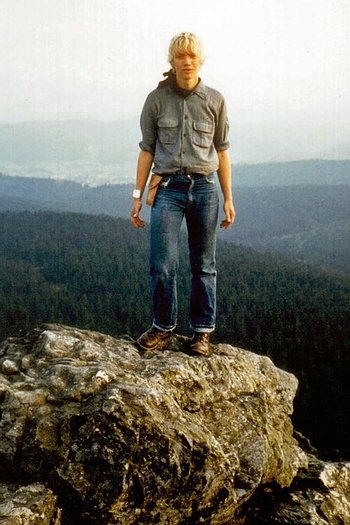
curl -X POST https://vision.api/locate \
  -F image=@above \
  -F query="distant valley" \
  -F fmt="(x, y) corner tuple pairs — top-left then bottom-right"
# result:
(0, 119), (140, 185)
(1, 159), (349, 276)
(0, 119), (349, 185)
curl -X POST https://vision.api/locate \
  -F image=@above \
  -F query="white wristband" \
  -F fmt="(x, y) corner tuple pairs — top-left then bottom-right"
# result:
(132, 189), (142, 199)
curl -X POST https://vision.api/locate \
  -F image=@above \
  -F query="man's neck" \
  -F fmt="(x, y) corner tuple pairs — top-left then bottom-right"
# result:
(175, 76), (199, 91)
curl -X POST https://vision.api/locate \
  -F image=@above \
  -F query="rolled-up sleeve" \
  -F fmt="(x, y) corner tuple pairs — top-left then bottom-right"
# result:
(213, 98), (230, 151)
(139, 92), (157, 154)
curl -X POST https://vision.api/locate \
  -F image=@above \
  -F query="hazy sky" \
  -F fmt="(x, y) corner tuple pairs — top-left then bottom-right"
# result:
(1, 0), (349, 162)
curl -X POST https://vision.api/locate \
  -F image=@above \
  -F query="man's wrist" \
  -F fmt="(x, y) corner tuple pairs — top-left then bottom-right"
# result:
(132, 189), (142, 199)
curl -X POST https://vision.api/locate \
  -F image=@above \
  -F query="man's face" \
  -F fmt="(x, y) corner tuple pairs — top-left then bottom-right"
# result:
(172, 52), (201, 83)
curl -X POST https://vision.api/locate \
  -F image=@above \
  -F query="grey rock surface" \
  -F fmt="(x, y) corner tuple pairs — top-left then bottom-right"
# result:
(0, 324), (308, 523)
(0, 482), (60, 524)
(245, 454), (350, 524)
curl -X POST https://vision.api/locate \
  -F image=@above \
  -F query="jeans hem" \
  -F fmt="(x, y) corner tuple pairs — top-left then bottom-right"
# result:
(190, 324), (215, 334)
(153, 321), (176, 332)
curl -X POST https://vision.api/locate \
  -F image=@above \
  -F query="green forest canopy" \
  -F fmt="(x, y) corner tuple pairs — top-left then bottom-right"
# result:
(0, 210), (349, 460)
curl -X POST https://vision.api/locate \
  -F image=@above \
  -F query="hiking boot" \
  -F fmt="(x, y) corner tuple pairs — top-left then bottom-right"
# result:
(136, 326), (172, 351)
(190, 332), (210, 356)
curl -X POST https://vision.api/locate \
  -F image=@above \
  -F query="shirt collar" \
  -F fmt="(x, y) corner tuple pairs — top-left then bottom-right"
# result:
(192, 79), (207, 99)
(170, 78), (207, 99)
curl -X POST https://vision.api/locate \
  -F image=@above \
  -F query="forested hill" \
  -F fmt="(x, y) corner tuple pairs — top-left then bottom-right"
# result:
(1, 167), (350, 276)
(0, 210), (349, 459)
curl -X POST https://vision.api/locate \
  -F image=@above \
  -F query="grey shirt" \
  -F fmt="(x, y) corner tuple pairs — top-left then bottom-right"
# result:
(139, 79), (230, 175)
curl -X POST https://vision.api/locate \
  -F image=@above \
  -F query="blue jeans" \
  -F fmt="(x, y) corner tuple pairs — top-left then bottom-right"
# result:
(150, 173), (219, 333)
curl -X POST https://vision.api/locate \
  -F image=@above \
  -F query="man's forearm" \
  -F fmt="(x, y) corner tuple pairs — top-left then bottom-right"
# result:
(217, 149), (233, 201)
(135, 150), (154, 196)
(217, 149), (235, 229)
(131, 150), (154, 229)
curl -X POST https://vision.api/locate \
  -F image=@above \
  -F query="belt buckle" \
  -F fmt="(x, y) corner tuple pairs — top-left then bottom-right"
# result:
(175, 167), (188, 176)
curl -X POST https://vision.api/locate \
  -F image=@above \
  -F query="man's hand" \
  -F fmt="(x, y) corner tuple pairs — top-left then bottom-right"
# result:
(130, 199), (145, 228)
(220, 199), (235, 229)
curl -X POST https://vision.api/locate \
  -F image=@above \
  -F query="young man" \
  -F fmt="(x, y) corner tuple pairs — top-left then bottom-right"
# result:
(131, 32), (235, 355)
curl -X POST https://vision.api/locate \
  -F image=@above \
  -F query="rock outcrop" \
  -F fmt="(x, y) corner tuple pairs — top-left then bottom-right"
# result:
(0, 324), (347, 524)
(245, 454), (350, 525)
(0, 482), (60, 524)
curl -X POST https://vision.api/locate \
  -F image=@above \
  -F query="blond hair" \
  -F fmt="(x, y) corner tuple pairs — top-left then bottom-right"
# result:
(168, 32), (205, 67)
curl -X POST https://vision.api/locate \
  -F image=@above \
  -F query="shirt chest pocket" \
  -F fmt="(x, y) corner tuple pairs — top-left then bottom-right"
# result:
(157, 118), (178, 144)
(192, 121), (214, 148)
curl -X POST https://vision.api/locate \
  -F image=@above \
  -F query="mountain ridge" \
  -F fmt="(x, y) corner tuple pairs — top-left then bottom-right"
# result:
(1, 170), (349, 276)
